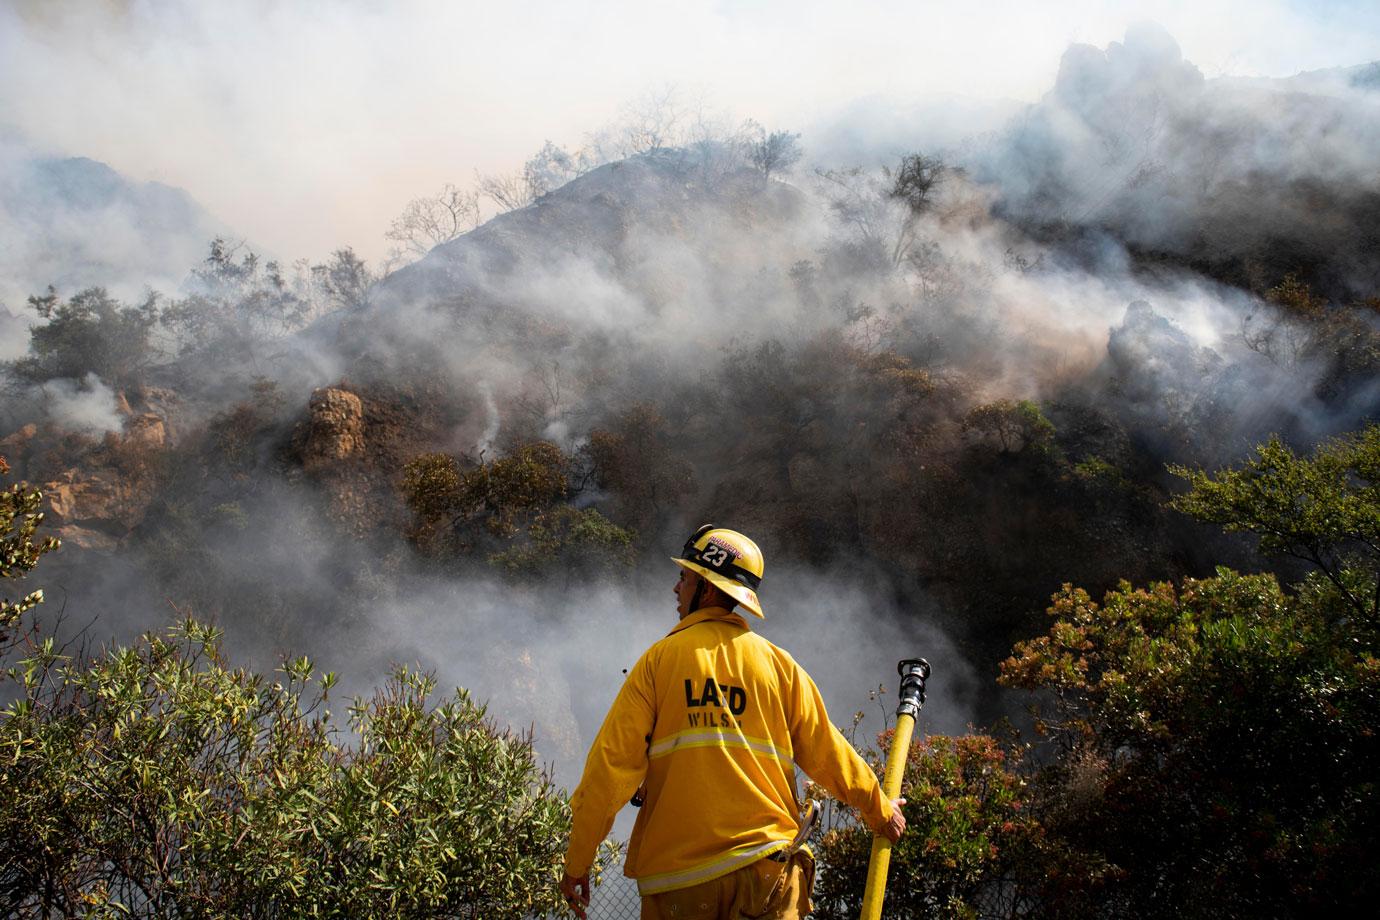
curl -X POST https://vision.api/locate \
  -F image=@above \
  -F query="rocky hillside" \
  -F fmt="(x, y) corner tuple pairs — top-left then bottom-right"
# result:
(1, 25), (1377, 760)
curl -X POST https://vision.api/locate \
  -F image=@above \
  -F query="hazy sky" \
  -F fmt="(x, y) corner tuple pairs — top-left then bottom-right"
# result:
(4, 0), (1379, 264)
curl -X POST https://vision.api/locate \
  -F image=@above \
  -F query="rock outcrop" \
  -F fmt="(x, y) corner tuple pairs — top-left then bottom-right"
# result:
(41, 461), (154, 551)
(0, 424), (38, 470)
(43, 469), (129, 525)
(0, 386), (178, 553)
(297, 386), (382, 537)
(302, 387), (365, 473)
(124, 413), (167, 450)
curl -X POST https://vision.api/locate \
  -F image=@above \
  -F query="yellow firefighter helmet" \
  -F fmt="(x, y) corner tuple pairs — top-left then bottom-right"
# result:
(672, 524), (766, 618)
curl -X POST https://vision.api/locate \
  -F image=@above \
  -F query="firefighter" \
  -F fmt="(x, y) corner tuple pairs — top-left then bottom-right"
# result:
(560, 525), (905, 920)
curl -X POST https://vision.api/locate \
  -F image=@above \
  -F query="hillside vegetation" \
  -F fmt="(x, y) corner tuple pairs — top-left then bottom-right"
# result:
(3, 26), (1380, 918)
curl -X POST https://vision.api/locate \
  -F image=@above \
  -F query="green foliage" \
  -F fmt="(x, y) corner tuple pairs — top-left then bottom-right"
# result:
(1001, 567), (1380, 915)
(1, 442), (577, 916)
(1169, 424), (1380, 617)
(1003, 570), (1294, 744)
(812, 734), (1045, 920)
(457, 442), (570, 535)
(322, 669), (572, 918)
(488, 506), (637, 580)
(401, 452), (464, 526)
(1071, 456), (1124, 487)
(402, 442), (636, 580)
(402, 442), (569, 548)
(990, 425), (1380, 915)
(0, 456), (60, 651)
(962, 400), (1057, 456)
(0, 618), (576, 918)
(10, 287), (161, 388)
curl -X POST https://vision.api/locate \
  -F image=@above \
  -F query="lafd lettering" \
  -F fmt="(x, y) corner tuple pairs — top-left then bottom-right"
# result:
(684, 678), (747, 716)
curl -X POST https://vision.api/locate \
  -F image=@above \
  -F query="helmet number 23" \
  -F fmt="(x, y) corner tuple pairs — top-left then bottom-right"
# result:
(702, 545), (731, 567)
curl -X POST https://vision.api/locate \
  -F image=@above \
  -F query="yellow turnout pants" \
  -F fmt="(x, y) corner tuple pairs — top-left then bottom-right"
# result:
(639, 852), (813, 920)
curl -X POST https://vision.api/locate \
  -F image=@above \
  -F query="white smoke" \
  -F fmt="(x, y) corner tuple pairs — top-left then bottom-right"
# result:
(0, 131), (225, 308)
(338, 567), (974, 795)
(0, 303), (30, 362)
(979, 22), (1380, 296)
(475, 379), (501, 456)
(5, 1), (1379, 263)
(38, 373), (122, 434)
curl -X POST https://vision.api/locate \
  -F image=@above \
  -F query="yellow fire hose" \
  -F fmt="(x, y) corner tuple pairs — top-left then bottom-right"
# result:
(859, 658), (930, 920)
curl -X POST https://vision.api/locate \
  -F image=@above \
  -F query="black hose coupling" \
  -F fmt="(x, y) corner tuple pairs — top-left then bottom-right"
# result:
(895, 658), (930, 720)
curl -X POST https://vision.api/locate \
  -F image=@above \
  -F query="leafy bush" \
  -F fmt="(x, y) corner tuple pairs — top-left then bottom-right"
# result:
(163, 239), (373, 366)
(10, 287), (161, 389)
(401, 442), (636, 580)
(961, 400), (1057, 456)
(488, 505), (637, 580)
(812, 733), (1046, 920)
(163, 240), (312, 361)
(1001, 569), (1380, 916)
(1169, 424), (1380, 619)
(0, 460), (580, 917)
(0, 622), (575, 918)
(0, 456), (59, 653)
(996, 426), (1380, 916)
(402, 442), (570, 545)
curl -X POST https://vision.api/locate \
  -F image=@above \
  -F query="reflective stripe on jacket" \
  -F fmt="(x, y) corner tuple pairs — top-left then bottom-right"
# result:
(563, 606), (892, 895)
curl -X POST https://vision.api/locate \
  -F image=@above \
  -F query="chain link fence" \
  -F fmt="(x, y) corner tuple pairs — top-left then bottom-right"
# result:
(538, 841), (641, 920)
(583, 868), (642, 920)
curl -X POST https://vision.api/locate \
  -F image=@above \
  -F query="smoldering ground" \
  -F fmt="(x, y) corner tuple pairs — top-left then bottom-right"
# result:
(5, 23), (1380, 840)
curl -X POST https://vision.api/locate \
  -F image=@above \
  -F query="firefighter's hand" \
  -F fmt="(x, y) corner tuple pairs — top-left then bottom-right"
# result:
(561, 872), (590, 919)
(882, 797), (907, 842)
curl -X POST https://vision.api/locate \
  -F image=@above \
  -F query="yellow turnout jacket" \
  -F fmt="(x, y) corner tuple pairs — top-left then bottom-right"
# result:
(564, 606), (892, 895)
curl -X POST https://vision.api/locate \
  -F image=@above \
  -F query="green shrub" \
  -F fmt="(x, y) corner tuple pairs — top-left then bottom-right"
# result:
(961, 400), (1057, 456)
(402, 442), (570, 546)
(1, 448), (580, 918)
(488, 505), (637, 580)
(1001, 568), (1380, 915)
(10, 287), (160, 389)
(0, 456), (60, 652)
(1169, 424), (1380, 619)
(812, 733), (1046, 920)
(400, 443), (635, 581)
(0, 620), (576, 918)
